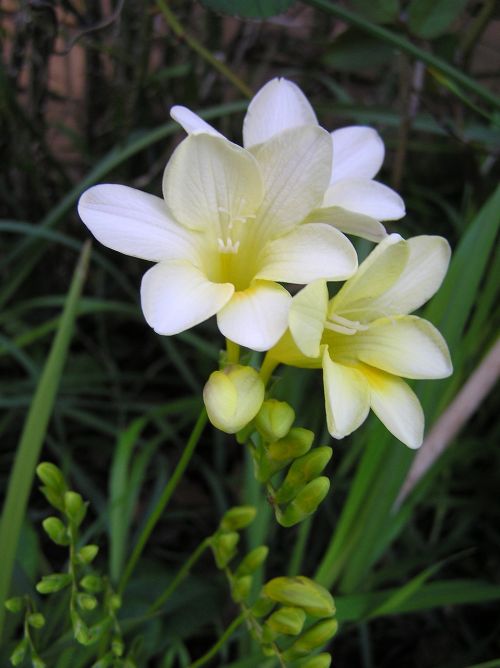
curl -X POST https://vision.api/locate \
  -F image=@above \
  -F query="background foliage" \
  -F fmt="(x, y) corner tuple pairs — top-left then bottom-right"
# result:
(1, 0), (499, 666)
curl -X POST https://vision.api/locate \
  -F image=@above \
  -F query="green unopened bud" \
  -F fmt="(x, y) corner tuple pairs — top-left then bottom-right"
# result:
(299, 653), (332, 668)
(72, 612), (91, 645)
(285, 619), (338, 657)
(112, 636), (124, 657)
(4, 596), (23, 613)
(80, 575), (103, 593)
(231, 575), (252, 603)
(42, 517), (69, 546)
(255, 400), (295, 441)
(77, 593), (98, 611)
(275, 447), (332, 505)
(268, 428), (314, 463)
(36, 573), (72, 594)
(108, 594), (122, 611)
(279, 477), (330, 527)
(203, 365), (264, 434)
(27, 612), (46, 628)
(64, 491), (87, 526)
(211, 531), (239, 568)
(261, 643), (277, 657)
(39, 486), (65, 512)
(92, 655), (114, 668)
(10, 638), (28, 666)
(220, 506), (256, 531)
(251, 596), (275, 618)
(236, 546), (269, 576)
(32, 656), (47, 668)
(263, 576), (335, 618)
(266, 606), (306, 636)
(36, 463), (66, 493)
(76, 544), (99, 565)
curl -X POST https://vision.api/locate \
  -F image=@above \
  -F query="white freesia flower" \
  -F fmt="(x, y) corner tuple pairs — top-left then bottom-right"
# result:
(267, 234), (453, 448)
(78, 125), (358, 351)
(172, 77), (405, 243)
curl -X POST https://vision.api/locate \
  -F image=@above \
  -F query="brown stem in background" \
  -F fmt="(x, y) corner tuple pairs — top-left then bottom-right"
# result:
(395, 337), (500, 508)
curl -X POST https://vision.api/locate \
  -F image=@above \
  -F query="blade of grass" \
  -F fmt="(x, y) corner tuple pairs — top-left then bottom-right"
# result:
(0, 241), (91, 641)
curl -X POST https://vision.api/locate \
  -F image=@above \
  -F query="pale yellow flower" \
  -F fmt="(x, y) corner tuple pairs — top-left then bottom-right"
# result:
(267, 234), (453, 448)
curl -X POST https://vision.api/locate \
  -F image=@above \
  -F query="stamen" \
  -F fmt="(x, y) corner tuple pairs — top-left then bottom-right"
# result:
(325, 314), (369, 335)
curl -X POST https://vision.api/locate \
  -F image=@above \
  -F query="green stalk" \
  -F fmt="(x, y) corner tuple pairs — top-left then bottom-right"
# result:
(0, 241), (91, 641)
(304, 0), (500, 110)
(119, 408), (208, 594)
(148, 538), (211, 613)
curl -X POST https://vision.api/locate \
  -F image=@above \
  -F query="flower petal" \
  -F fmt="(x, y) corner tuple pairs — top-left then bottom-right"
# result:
(289, 280), (329, 358)
(170, 105), (222, 137)
(252, 126), (332, 238)
(368, 235), (451, 316)
(243, 78), (318, 148)
(323, 178), (405, 221)
(330, 234), (408, 319)
(360, 364), (424, 449)
(256, 223), (357, 283)
(306, 206), (387, 242)
(140, 260), (234, 335)
(78, 184), (198, 262)
(163, 134), (263, 233)
(330, 126), (385, 184)
(322, 349), (370, 439)
(217, 280), (291, 351)
(347, 315), (453, 379)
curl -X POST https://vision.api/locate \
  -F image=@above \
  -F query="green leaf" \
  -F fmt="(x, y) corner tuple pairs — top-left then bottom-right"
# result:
(0, 242), (91, 641)
(408, 0), (469, 39)
(199, 0), (296, 19)
(348, 0), (399, 24)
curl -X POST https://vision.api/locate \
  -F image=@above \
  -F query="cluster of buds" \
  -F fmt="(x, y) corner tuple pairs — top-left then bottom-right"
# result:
(32, 463), (132, 668)
(209, 506), (337, 666)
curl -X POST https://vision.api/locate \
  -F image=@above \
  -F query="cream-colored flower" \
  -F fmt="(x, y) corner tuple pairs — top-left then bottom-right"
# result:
(78, 126), (357, 351)
(267, 234), (453, 448)
(172, 77), (405, 242)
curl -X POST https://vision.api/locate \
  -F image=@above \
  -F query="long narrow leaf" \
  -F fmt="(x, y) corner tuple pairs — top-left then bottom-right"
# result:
(0, 241), (91, 640)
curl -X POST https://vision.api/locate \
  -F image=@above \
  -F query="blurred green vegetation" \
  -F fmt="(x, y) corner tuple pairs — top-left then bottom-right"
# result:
(1, 0), (499, 666)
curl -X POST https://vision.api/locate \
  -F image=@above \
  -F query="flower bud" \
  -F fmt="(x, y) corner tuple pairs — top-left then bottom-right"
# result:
(296, 653), (332, 668)
(32, 656), (46, 668)
(36, 463), (66, 494)
(265, 606), (306, 636)
(236, 546), (269, 576)
(268, 428), (314, 463)
(231, 575), (252, 603)
(275, 447), (332, 505)
(285, 619), (338, 657)
(42, 517), (69, 546)
(279, 477), (330, 527)
(10, 638), (28, 666)
(77, 593), (98, 611)
(27, 613), (46, 629)
(263, 576), (335, 618)
(203, 365), (264, 434)
(36, 573), (72, 594)
(220, 505), (256, 531)
(64, 491), (87, 527)
(112, 636), (124, 657)
(108, 594), (122, 611)
(211, 531), (239, 568)
(76, 544), (99, 565)
(72, 612), (91, 645)
(80, 575), (103, 593)
(4, 597), (23, 613)
(255, 400), (295, 442)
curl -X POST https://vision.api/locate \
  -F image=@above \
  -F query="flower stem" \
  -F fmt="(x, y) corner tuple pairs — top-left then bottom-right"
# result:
(259, 354), (278, 386)
(188, 613), (245, 668)
(157, 0), (253, 99)
(148, 538), (211, 613)
(226, 339), (240, 365)
(119, 408), (208, 594)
